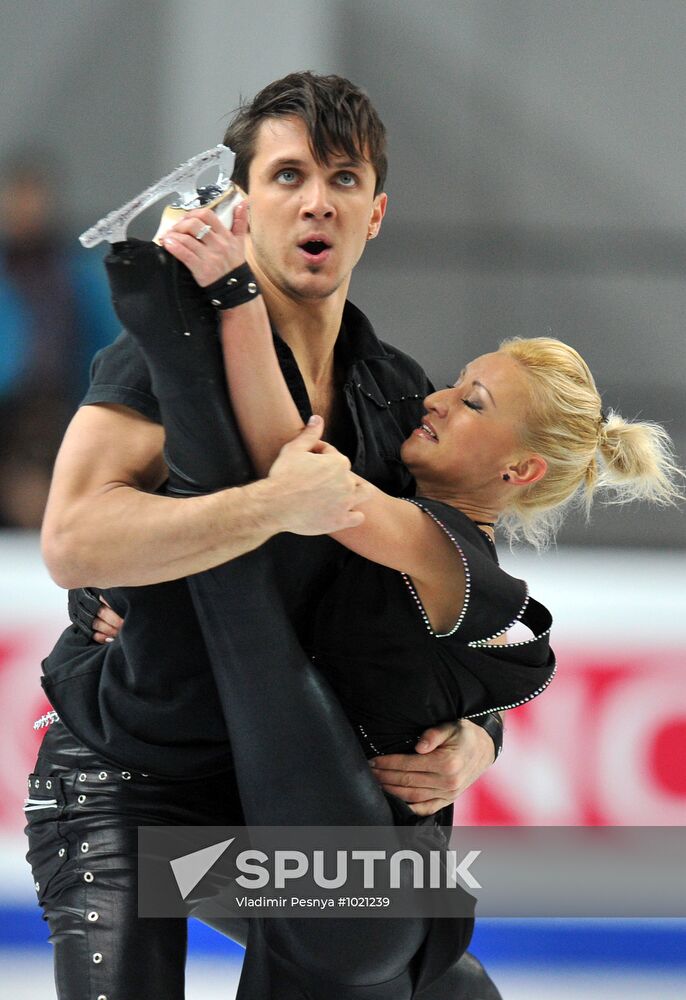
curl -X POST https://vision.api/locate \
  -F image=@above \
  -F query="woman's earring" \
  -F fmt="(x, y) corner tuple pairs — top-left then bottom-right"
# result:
(502, 473), (510, 481)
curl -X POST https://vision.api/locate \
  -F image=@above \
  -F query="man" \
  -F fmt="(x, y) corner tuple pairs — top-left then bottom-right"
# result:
(32, 72), (502, 997)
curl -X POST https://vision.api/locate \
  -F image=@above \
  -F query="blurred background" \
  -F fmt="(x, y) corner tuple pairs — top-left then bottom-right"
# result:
(1, 1), (684, 997)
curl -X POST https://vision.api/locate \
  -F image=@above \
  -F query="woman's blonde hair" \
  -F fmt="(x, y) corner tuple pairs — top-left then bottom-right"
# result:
(497, 337), (683, 548)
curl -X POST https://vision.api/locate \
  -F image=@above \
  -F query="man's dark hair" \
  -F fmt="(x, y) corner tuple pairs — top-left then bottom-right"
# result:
(224, 71), (387, 196)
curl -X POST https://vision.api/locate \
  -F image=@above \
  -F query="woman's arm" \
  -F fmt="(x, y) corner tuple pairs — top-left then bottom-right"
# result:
(219, 289), (465, 631)
(218, 294), (305, 476)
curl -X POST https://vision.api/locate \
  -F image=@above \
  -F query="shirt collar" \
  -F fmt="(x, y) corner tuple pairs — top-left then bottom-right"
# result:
(272, 299), (392, 369)
(337, 300), (394, 366)
(272, 299), (393, 417)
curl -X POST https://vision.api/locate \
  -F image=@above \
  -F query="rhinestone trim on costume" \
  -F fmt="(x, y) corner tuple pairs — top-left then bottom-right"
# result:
(465, 586), (532, 648)
(357, 725), (415, 756)
(463, 660), (558, 718)
(393, 499), (555, 716)
(357, 724), (380, 755)
(399, 499), (471, 639)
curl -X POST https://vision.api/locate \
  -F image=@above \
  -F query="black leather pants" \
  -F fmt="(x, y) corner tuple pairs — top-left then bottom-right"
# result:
(25, 720), (247, 1000)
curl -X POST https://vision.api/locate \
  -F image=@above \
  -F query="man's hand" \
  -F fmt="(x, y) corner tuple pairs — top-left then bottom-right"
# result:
(268, 416), (369, 535)
(92, 597), (124, 645)
(369, 719), (497, 817)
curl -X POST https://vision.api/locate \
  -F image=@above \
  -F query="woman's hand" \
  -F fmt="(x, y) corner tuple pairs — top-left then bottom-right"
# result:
(92, 596), (124, 644)
(369, 719), (497, 816)
(161, 201), (249, 287)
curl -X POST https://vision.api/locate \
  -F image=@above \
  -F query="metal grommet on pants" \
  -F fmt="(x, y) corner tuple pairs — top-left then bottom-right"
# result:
(92, 952), (103, 963)
(24, 728), (238, 999)
(78, 794), (86, 804)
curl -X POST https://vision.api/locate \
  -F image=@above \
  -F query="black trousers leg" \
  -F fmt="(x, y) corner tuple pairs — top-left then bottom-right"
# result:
(24, 722), (239, 1000)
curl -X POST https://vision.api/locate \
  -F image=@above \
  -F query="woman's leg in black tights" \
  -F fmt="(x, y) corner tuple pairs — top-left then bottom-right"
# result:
(188, 559), (438, 990)
(106, 241), (254, 493)
(105, 246), (440, 988)
(104, 244), (401, 827)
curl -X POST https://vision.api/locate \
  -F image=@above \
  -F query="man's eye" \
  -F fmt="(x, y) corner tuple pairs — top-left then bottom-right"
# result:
(337, 172), (357, 187)
(276, 169), (299, 184)
(462, 399), (482, 412)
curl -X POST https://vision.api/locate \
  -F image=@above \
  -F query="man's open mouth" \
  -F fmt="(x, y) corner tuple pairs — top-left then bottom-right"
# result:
(299, 239), (331, 256)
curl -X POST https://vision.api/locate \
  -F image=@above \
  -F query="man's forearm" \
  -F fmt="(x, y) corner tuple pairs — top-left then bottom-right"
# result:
(42, 403), (361, 590)
(44, 478), (288, 589)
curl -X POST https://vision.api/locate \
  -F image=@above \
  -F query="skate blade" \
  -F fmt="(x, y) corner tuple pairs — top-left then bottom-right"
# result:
(79, 145), (238, 248)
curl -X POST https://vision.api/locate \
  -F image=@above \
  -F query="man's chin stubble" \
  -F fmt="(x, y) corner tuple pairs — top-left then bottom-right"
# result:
(283, 275), (344, 301)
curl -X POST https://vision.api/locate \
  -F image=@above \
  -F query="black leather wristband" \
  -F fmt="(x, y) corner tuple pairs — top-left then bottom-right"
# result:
(203, 262), (260, 311)
(67, 587), (102, 641)
(471, 711), (504, 761)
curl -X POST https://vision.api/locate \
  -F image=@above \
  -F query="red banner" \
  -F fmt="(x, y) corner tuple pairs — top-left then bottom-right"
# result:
(456, 644), (686, 825)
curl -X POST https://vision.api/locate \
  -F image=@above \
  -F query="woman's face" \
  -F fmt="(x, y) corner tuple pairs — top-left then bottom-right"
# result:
(401, 351), (535, 498)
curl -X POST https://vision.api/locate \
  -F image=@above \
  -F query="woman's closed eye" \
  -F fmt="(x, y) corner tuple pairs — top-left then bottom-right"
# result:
(444, 381), (483, 411)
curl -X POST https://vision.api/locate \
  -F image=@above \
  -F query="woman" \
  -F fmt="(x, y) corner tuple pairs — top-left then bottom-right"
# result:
(92, 202), (679, 998)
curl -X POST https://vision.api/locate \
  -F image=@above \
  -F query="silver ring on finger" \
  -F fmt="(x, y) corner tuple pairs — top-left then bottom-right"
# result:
(195, 223), (212, 241)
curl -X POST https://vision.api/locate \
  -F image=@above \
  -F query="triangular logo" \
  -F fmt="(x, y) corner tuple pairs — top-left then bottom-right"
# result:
(170, 838), (235, 899)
